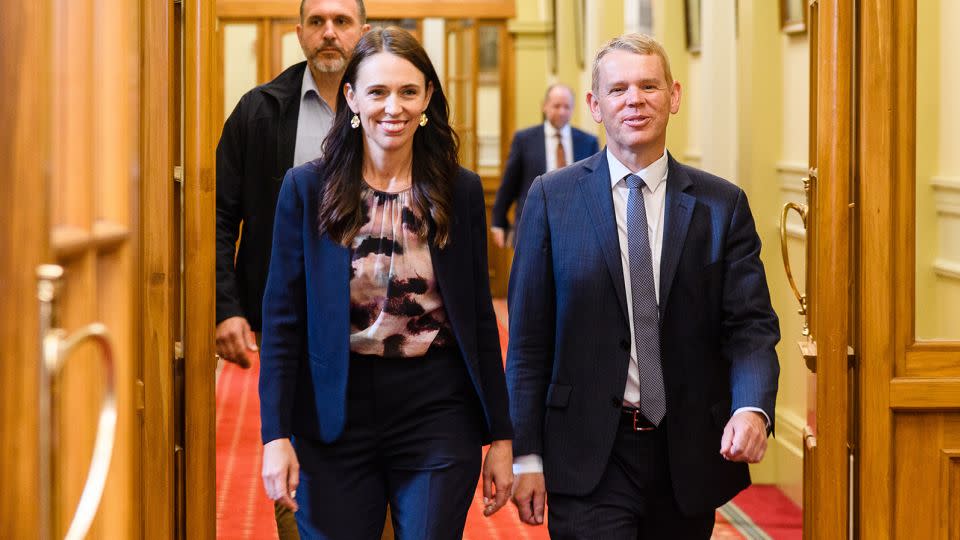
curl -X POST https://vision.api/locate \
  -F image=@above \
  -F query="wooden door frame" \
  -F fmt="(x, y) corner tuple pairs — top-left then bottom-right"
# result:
(183, 0), (219, 538)
(141, 0), (178, 537)
(141, 0), (220, 538)
(216, 0), (515, 19)
(808, 0), (854, 538)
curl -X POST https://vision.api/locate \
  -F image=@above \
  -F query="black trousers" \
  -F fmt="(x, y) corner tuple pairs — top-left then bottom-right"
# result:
(292, 346), (484, 540)
(547, 414), (716, 540)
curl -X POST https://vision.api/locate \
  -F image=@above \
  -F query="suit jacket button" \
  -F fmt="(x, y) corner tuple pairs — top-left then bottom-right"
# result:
(619, 339), (629, 351)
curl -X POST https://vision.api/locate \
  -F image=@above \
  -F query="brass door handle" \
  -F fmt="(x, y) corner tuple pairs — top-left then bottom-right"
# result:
(37, 265), (117, 540)
(779, 200), (809, 316)
(46, 324), (117, 540)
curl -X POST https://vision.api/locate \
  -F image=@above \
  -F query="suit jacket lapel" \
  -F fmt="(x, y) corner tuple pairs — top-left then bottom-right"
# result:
(578, 153), (629, 322)
(659, 154), (695, 310)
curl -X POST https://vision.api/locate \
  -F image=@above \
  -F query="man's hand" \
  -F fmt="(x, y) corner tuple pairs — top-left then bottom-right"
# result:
(720, 410), (768, 463)
(215, 316), (256, 368)
(481, 440), (514, 516)
(512, 472), (546, 525)
(262, 438), (300, 512)
(491, 226), (507, 249)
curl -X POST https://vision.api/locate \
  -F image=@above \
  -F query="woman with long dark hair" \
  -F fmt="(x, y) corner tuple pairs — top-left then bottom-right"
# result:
(258, 27), (514, 538)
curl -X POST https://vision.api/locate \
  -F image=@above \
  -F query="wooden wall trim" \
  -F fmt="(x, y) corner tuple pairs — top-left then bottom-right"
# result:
(140, 0), (177, 537)
(183, 0), (217, 537)
(217, 0), (515, 19)
(890, 378), (960, 409)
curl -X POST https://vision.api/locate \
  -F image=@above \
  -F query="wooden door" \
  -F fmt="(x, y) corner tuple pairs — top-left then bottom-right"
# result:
(857, 0), (960, 538)
(796, 1), (960, 538)
(0, 0), (141, 538)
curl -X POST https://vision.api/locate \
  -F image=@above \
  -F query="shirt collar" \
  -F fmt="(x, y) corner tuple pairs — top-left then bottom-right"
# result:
(301, 67), (319, 100)
(606, 149), (669, 192)
(544, 121), (571, 139)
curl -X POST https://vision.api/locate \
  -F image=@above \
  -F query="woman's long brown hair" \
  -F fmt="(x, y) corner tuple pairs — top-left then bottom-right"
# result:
(317, 27), (459, 248)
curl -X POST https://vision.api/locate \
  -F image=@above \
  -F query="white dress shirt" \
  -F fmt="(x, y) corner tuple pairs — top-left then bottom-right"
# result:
(543, 121), (573, 172)
(513, 149), (768, 475)
(293, 68), (335, 167)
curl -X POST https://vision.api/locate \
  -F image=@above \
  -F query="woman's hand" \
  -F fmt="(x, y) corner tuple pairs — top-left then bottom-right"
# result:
(262, 438), (300, 512)
(481, 439), (514, 516)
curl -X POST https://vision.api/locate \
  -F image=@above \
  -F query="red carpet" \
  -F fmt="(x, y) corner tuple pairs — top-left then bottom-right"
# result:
(215, 351), (279, 540)
(216, 305), (801, 538)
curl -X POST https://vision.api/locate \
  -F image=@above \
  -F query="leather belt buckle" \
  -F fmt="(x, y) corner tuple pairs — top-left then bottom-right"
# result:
(622, 407), (655, 432)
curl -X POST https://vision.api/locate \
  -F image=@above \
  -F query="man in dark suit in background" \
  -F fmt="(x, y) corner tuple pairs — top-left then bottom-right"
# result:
(490, 84), (599, 248)
(215, 1), (369, 537)
(506, 33), (780, 538)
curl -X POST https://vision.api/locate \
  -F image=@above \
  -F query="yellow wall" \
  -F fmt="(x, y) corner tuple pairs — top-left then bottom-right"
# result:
(509, 1), (553, 130)
(510, 0), (624, 145)
(652, 0), (689, 159)
(734, 0), (806, 504)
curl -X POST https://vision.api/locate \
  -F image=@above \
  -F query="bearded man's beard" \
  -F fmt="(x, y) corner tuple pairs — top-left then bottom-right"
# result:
(310, 51), (347, 73)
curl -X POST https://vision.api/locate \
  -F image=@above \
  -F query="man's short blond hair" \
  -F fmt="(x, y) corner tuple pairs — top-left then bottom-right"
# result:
(591, 33), (673, 92)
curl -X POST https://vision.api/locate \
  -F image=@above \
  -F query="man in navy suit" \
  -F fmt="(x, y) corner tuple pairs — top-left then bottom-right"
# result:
(490, 84), (599, 248)
(506, 33), (780, 538)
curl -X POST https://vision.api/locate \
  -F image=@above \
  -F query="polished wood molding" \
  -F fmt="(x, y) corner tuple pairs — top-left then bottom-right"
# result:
(183, 0), (218, 537)
(216, 0), (515, 19)
(890, 378), (960, 409)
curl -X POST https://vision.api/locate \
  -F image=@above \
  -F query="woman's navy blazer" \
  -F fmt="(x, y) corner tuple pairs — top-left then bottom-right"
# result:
(259, 161), (513, 445)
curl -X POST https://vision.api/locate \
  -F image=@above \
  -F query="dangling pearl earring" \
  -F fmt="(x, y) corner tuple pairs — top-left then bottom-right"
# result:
(419, 113), (428, 127)
(350, 114), (360, 129)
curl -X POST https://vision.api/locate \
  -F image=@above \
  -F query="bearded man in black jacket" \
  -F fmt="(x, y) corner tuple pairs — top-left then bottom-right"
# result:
(214, 1), (369, 538)
(216, 0), (369, 365)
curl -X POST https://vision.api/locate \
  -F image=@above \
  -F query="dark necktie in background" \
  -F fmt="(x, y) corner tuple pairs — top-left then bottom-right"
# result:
(555, 133), (567, 168)
(625, 174), (666, 426)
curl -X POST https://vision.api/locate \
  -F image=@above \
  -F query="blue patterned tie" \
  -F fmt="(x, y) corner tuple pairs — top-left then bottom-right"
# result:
(625, 174), (666, 425)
